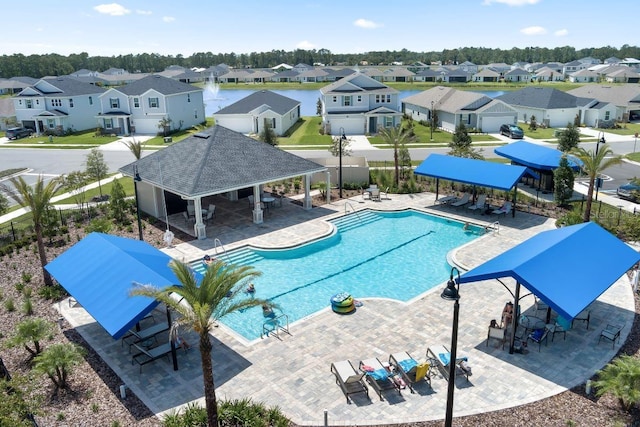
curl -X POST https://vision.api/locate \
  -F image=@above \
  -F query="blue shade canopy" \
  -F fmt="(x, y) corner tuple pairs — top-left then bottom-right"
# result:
(494, 141), (582, 171)
(458, 222), (640, 321)
(46, 233), (189, 339)
(414, 154), (528, 191)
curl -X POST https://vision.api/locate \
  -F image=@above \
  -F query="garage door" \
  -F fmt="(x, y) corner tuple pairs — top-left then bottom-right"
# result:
(329, 118), (363, 135)
(481, 116), (513, 133)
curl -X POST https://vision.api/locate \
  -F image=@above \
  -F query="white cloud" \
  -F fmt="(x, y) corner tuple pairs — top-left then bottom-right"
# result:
(354, 18), (382, 29)
(482, 0), (541, 5)
(136, 9), (152, 15)
(554, 28), (569, 36)
(93, 3), (131, 16)
(162, 16), (175, 23)
(296, 40), (317, 49)
(520, 26), (547, 35)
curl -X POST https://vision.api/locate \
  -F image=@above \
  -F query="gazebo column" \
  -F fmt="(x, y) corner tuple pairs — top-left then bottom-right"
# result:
(326, 171), (331, 204)
(193, 197), (207, 239)
(252, 185), (264, 224)
(303, 174), (312, 210)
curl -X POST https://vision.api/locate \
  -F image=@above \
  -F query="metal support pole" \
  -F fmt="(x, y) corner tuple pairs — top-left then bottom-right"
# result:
(133, 165), (143, 241)
(339, 127), (345, 199)
(444, 298), (459, 427)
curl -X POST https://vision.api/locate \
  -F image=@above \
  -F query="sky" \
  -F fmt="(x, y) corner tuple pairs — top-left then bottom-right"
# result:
(1, 0), (635, 57)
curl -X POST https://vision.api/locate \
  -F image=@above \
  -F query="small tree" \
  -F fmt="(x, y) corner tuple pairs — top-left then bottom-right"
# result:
(6, 318), (53, 359)
(528, 115), (538, 131)
(85, 148), (108, 198)
(593, 355), (640, 411)
(553, 155), (575, 206)
(328, 135), (352, 158)
(158, 116), (172, 136)
(33, 343), (86, 395)
(378, 125), (416, 186)
(449, 123), (484, 159)
(109, 179), (128, 224)
(62, 171), (90, 210)
(123, 138), (144, 159)
(398, 145), (412, 180)
(259, 118), (278, 146)
(0, 191), (8, 216)
(316, 97), (322, 116)
(0, 372), (42, 427)
(558, 122), (580, 152)
(574, 113), (581, 127)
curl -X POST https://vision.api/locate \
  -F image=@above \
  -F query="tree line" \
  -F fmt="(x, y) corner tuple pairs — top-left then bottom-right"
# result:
(1, 44), (640, 79)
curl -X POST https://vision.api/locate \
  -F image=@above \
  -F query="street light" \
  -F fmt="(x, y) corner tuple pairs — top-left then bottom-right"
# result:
(339, 127), (346, 199)
(596, 132), (606, 156)
(430, 100), (435, 142)
(133, 165), (143, 241)
(441, 266), (461, 427)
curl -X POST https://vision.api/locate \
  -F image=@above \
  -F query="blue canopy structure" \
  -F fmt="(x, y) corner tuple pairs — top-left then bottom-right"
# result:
(458, 222), (640, 322)
(46, 233), (189, 340)
(494, 141), (582, 171)
(414, 154), (528, 191)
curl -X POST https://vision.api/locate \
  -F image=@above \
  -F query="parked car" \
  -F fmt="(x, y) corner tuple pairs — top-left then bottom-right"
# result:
(616, 182), (640, 202)
(500, 124), (524, 139)
(5, 127), (33, 140)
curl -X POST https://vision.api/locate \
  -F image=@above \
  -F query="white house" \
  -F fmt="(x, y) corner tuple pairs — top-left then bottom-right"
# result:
(13, 76), (106, 134)
(320, 72), (402, 135)
(213, 90), (300, 136)
(95, 75), (205, 135)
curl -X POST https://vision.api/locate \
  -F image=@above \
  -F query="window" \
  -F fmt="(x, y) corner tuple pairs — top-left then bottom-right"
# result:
(149, 97), (159, 108)
(357, 95), (362, 103)
(460, 114), (470, 124)
(104, 119), (113, 129)
(332, 96), (337, 103)
(385, 94), (391, 103)
(47, 119), (55, 129)
(89, 96), (93, 105)
(133, 98), (140, 108)
(375, 95), (380, 103)
(51, 99), (62, 107)
(26, 100), (33, 109)
(342, 96), (352, 106)
(110, 98), (120, 109)
(187, 93), (191, 103)
(69, 99), (74, 108)
(605, 111), (610, 121)
(385, 116), (393, 127)
(194, 109), (198, 119)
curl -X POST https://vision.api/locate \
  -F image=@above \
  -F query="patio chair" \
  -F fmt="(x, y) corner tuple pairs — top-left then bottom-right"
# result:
(381, 186), (390, 200)
(359, 357), (401, 400)
(492, 201), (512, 216)
(370, 188), (381, 201)
(186, 205), (195, 217)
(487, 325), (506, 349)
(450, 193), (471, 207)
(572, 309), (591, 330)
(205, 205), (216, 224)
(435, 194), (457, 205)
(468, 194), (487, 212)
(527, 327), (549, 351)
(534, 296), (549, 313)
(121, 322), (170, 351)
(131, 342), (173, 373)
(426, 344), (471, 381)
(248, 195), (255, 208)
(599, 324), (623, 348)
(182, 211), (194, 224)
(330, 360), (369, 404)
(546, 319), (567, 342)
(388, 351), (430, 393)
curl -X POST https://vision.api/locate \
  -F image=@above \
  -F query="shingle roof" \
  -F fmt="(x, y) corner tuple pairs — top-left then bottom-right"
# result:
(21, 77), (107, 97)
(215, 90), (300, 115)
(119, 126), (325, 198)
(568, 85), (640, 105)
(497, 87), (581, 109)
(118, 74), (201, 96)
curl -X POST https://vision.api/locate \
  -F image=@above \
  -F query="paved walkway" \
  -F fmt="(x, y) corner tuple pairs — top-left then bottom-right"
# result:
(56, 193), (635, 426)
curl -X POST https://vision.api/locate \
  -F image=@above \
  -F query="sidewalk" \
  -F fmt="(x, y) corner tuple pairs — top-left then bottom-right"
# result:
(0, 174), (123, 224)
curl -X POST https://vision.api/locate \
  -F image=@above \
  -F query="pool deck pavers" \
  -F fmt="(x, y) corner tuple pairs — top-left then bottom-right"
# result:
(57, 192), (636, 426)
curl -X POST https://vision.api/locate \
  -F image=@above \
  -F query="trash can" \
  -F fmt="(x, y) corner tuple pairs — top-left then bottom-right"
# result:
(163, 136), (172, 143)
(48, 135), (53, 142)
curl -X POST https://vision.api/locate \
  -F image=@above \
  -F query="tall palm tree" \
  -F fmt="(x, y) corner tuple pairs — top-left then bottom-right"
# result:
(378, 125), (416, 187)
(130, 260), (273, 427)
(571, 144), (622, 222)
(3, 176), (63, 286)
(123, 138), (144, 160)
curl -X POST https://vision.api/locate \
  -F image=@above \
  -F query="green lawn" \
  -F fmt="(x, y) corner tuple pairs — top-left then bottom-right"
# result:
(278, 117), (332, 146)
(7, 129), (119, 145)
(368, 119), (501, 147)
(53, 177), (135, 205)
(144, 118), (215, 146)
(602, 122), (640, 136)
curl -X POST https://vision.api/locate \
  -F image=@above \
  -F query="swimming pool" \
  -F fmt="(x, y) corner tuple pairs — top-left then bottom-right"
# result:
(194, 209), (480, 341)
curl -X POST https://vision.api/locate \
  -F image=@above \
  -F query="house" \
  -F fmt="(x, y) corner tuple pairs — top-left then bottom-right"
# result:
(567, 85), (640, 122)
(213, 90), (300, 136)
(382, 67), (414, 82)
(413, 69), (440, 82)
(562, 60), (588, 77)
(298, 68), (329, 83)
(604, 68), (640, 84)
(458, 61), (478, 73)
(496, 87), (615, 128)
(472, 68), (501, 82)
(13, 76), (106, 134)
(402, 86), (517, 133)
(503, 67), (532, 83)
(270, 69), (300, 83)
(534, 66), (564, 82)
(95, 74), (204, 135)
(0, 98), (16, 130)
(319, 72), (402, 135)
(569, 69), (599, 83)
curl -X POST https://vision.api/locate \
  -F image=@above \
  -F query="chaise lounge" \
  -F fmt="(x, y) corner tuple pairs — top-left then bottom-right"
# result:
(388, 351), (430, 393)
(330, 360), (369, 404)
(359, 357), (401, 400)
(131, 342), (173, 373)
(427, 344), (471, 381)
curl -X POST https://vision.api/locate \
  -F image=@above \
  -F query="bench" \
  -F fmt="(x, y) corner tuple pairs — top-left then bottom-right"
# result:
(121, 322), (169, 351)
(131, 342), (173, 373)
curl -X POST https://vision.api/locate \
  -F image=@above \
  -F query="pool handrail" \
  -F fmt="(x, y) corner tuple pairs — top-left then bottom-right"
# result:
(344, 202), (361, 222)
(213, 238), (231, 263)
(486, 221), (500, 234)
(261, 313), (291, 340)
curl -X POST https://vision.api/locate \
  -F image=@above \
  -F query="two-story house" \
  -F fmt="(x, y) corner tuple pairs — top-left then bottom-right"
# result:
(95, 74), (205, 135)
(319, 72), (402, 135)
(13, 76), (106, 134)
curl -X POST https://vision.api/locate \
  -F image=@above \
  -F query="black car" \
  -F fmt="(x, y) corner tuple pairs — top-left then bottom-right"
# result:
(500, 124), (524, 139)
(5, 127), (33, 140)
(617, 182), (640, 202)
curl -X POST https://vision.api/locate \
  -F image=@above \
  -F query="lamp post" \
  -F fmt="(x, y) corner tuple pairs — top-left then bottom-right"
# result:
(339, 127), (346, 199)
(133, 165), (143, 241)
(441, 266), (461, 427)
(596, 132), (606, 156)
(430, 100), (435, 142)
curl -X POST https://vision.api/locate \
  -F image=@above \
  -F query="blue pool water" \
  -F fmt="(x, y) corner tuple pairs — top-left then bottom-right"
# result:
(194, 210), (480, 341)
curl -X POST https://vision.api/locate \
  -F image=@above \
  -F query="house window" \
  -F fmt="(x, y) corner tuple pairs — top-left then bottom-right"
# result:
(104, 119), (113, 129)
(133, 98), (140, 108)
(385, 94), (391, 103)
(89, 96), (93, 105)
(110, 98), (120, 109)
(342, 96), (352, 106)
(194, 109), (198, 119)
(375, 95), (380, 103)
(149, 97), (159, 108)
(332, 96), (337, 103)
(357, 95), (362, 103)
(187, 93), (191, 103)
(69, 99), (74, 107)
(47, 119), (55, 129)
(605, 111), (610, 120)
(460, 114), (470, 124)
(26, 100), (33, 109)
(384, 116), (393, 127)
(52, 99), (62, 107)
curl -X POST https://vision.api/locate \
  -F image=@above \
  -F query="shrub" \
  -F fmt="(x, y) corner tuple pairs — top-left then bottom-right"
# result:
(85, 218), (112, 234)
(21, 272), (32, 283)
(38, 283), (66, 301)
(22, 298), (33, 316)
(4, 298), (15, 312)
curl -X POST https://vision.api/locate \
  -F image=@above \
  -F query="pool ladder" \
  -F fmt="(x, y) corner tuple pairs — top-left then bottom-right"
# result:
(213, 238), (231, 263)
(261, 314), (291, 340)
(486, 221), (500, 235)
(344, 201), (361, 222)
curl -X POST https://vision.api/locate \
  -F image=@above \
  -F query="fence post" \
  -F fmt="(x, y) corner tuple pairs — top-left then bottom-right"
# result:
(10, 221), (16, 242)
(597, 200), (602, 217)
(59, 208), (64, 226)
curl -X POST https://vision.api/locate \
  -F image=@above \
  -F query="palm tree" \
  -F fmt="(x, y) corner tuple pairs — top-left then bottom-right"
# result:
(593, 355), (640, 411)
(378, 125), (416, 187)
(123, 137), (144, 159)
(130, 260), (273, 427)
(3, 176), (63, 286)
(571, 144), (622, 222)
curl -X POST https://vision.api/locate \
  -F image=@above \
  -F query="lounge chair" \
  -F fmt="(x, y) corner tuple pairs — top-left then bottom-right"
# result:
(599, 324), (623, 348)
(359, 357), (401, 400)
(572, 309), (591, 330)
(370, 188), (381, 201)
(388, 351), (430, 393)
(426, 344), (471, 381)
(492, 201), (512, 216)
(487, 325), (506, 349)
(436, 194), (457, 205)
(131, 342), (173, 373)
(468, 194), (487, 212)
(527, 328), (549, 351)
(330, 360), (369, 403)
(121, 322), (170, 351)
(450, 193), (471, 207)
